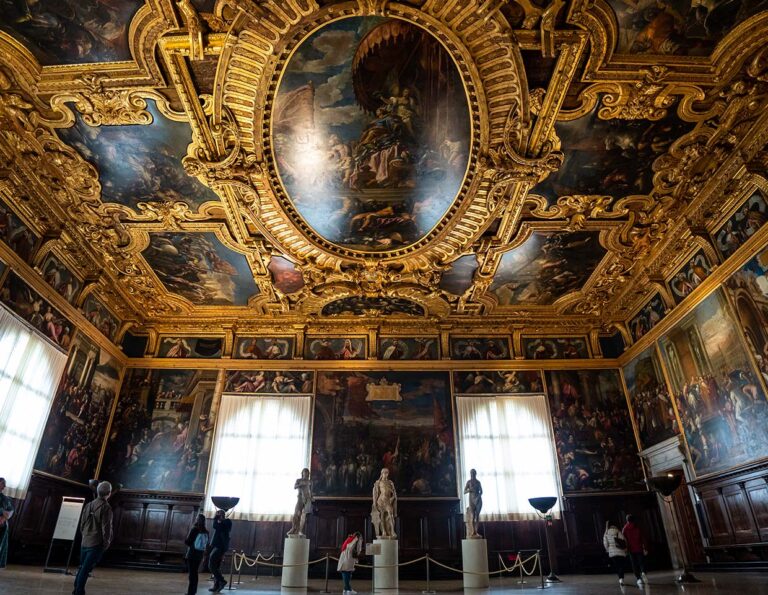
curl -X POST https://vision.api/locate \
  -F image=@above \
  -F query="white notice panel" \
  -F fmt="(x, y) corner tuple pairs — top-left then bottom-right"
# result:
(52, 497), (85, 541)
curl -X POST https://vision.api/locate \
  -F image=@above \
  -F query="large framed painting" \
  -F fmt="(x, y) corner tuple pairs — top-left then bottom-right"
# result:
(157, 337), (224, 359)
(622, 347), (678, 450)
(453, 370), (544, 394)
(34, 334), (122, 484)
(0, 196), (39, 264)
(449, 337), (510, 360)
(100, 369), (221, 493)
(233, 336), (295, 359)
(304, 336), (367, 360)
(39, 253), (82, 305)
(379, 337), (438, 360)
(312, 371), (456, 497)
(81, 294), (120, 343)
(224, 370), (314, 394)
(667, 250), (714, 305)
(658, 290), (768, 477)
(629, 293), (666, 342)
(522, 337), (590, 359)
(713, 191), (768, 261)
(545, 369), (645, 493)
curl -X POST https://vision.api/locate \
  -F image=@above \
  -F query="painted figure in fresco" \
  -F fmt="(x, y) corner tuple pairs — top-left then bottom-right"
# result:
(464, 469), (483, 539)
(371, 468), (397, 539)
(164, 337), (191, 358)
(287, 468), (313, 537)
(716, 193), (768, 258)
(382, 339), (406, 360)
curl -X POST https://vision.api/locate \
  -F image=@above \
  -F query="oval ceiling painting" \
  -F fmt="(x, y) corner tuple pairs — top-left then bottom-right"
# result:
(273, 17), (471, 252)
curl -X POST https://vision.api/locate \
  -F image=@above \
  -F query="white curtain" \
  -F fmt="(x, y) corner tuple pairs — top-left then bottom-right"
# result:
(0, 306), (67, 499)
(205, 394), (312, 521)
(456, 395), (561, 521)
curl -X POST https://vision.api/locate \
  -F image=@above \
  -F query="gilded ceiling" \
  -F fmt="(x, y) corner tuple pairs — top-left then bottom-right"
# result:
(0, 0), (767, 346)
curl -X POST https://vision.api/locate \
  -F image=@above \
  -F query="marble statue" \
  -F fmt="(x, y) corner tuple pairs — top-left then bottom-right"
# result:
(287, 468), (312, 537)
(371, 468), (397, 539)
(464, 469), (483, 539)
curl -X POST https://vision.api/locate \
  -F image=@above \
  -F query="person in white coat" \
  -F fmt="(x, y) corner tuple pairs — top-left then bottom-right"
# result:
(337, 532), (362, 594)
(603, 521), (628, 586)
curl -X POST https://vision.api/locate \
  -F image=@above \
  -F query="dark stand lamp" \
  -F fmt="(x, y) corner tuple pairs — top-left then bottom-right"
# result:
(211, 496), (240, 513)
(646, 475), (700, 584)
(528, 497), (561, 584)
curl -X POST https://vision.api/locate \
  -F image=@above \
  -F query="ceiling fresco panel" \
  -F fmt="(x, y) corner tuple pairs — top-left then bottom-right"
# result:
(0, 0), (142, 65)
(490, 231), (606, 306)
(532, 107), (693, 204)
(607, 0), (767, 57)
(273, 16), (471, 252)
(439, 254), (477, 295)
(142, 232), (259, 306)
(58, 101), (219, 211)
(268, 255), (305, 295)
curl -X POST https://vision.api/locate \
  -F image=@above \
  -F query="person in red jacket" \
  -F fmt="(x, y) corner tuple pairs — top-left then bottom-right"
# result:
(622, 514), (648, 587)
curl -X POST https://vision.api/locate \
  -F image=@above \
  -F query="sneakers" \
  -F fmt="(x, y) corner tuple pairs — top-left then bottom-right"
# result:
(619, 578), (625, 586)
(641, 572), (648, 582)
(636, 578), (644, 588)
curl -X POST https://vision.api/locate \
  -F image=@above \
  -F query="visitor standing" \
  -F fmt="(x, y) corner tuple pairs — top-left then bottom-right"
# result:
(622, 514), (648, 587)
(337, 531), (362, 595)
(209, 508), (232, 592)
(185, 514), (209, 595)
(73, 481), (113, 595)
(602, 520), (628, 585)
(0, 478), (14, 568)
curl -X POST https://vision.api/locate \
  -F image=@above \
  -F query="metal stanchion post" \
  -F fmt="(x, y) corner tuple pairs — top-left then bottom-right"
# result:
(238, 551), (244, 585)
(227, 550), (237, 590)
(498, 553), (504, 586)
(422, 554), (435, 595)
(518, 551), (526, 585)
(321, 555), (331, 594)
(537, 550), (546, 590)
(253, 552), (258, 581)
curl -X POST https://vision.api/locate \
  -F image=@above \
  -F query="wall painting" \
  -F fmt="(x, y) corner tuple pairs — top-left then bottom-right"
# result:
(449, 337), (510, 360)
(629, 293), (666, 342)
(714, 191), (768, 260)
(453, 370), (544, 394)
(379, 337), (438, 360)
(0, 197), (39, 264)
(667, 250), (714, 305)
(304, 336), (367, 360)
(157, 337), (224, 359)
(233, 336), (295, 360)
(81, 294), (120, 343)
(224, 370), (314, 394)
(522, 337), (590, 359)
(40, 253), (82, 305)
(322, 296), (424, 316)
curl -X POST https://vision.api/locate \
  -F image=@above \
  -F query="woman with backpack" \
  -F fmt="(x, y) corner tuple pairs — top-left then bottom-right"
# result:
(603, 520), (628, 586)
(337, 531), (362, 595)
(184, 514), (209, 595)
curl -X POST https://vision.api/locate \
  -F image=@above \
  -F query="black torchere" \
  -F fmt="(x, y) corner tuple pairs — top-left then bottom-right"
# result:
(528, 497), (561, 584)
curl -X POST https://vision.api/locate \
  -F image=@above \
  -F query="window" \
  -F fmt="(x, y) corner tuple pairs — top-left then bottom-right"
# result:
(0, 306), (67, 499)
(456, 395), (561, 520)
(205, 394), (312, 521)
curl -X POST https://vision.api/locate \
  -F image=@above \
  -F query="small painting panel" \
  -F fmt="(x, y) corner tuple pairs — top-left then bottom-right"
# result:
(0, 197), (39, 264)
(453, 370), (544, 394)
(714, 191), (768, 260)
(449, 337), (510, 360)
(0, 272), (73, 349)
(274, 17), (471, 252)
(623, 347), (679, 450)
(142, 232), (259, 306)
(233, 336), (295, 360)
(268, 256), (305, 295)
(224, 370), (314, 394)
(34, 334), (122, 484)
(305, 337), (367, 360)
(629, 294), (666, 342)
(658, 290), (768, 476)
(379, 337), (439, 360)
(157, 337), (223, 359)
(546, 369), (645, 492)
(667, 250), (714, 304)
(312, 370), (456, 497)
(100, 369), (220, 493)
(439, 254), (478, 295)
(81, 294), (120, 342)
(490, 232), (606, 306)
(0, 1), (141, 65)
(606, 0), (766, 57)
(59, 101), (220, 210)
(532, 108), (692, 204)
(522, 337), (590, 359)
(322, 296), (424, 316)
(40, 253), (82, 304)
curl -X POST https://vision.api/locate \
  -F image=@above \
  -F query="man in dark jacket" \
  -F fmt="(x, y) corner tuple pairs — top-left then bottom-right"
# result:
(73, 481), (113, 595)
(622, 514), (648, 587)
(209, 508), (232, 592)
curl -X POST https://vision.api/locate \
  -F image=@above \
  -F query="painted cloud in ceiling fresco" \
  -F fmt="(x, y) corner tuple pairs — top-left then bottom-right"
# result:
(439, 254), (478, 295)
(0, 0), (142, 65)
(58, 101), (219, 210)
(142, 233), (259, 306)
(490, 231), (606, 306)
(607, 0), (766, 56)
(532, 107), (692, 204)
(273, 17), (471, 251)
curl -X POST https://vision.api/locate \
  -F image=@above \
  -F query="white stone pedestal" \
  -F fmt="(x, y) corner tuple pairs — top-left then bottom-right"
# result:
(461, 539), (489, 589)
(281, 536), (309, 588)
(373, 538), (399, 590)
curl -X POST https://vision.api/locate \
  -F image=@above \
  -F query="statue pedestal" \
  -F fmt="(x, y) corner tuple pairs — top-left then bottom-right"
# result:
(461, 539), (489, 589)
(373, 539), (398, 590)
(281, 536), (309, 588)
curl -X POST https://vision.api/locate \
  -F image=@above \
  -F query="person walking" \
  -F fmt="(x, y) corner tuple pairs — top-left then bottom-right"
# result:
(622, 514), (648, 587)
(0, 478), (15, 569)
(208, 508), (232, 592)
(337, 531), (362, 595)
(73, 481), (113, 595)
(184, 514), (209, 595)
(603, 520), (628, 586)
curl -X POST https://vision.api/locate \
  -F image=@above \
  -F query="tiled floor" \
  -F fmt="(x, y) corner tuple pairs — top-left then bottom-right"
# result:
(0, 566), (764, 594)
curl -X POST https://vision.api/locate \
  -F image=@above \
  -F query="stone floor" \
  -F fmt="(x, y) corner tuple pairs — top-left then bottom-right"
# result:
(0, 566), (764, 595)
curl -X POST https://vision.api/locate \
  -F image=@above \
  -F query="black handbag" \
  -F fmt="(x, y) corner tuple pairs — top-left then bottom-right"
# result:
(614, 535), (627, 549)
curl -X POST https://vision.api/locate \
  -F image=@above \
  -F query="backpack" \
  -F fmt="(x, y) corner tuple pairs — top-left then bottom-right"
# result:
(614, 535), (627, 549)
(194, 532), (209, 551)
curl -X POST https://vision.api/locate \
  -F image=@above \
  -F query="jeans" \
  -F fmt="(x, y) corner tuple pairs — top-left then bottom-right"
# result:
(609, 555), (625, 579)
(629, 552), (645, 579)
(209, 547), (226, 586)
(73, 546), (104, 595)
(187, 551), (204, 594)
(341, 570), (352, 591)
